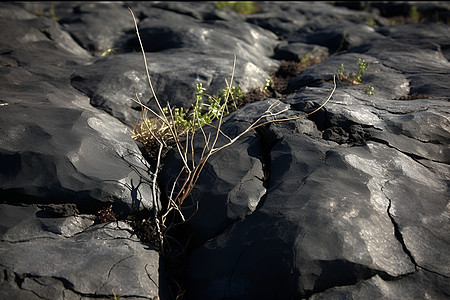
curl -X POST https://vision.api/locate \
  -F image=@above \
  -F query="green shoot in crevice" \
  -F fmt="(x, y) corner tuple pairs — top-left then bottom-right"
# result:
(336, 58), (370, 85)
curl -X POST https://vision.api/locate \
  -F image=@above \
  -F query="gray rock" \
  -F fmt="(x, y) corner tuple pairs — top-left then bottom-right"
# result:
(183, 3), (450, 297)
(246, 2), (383, 43)
(1, 2), (449, 299)
(245, 4), (308, 38)
(58, 3), (135, 54)
(384, 176), (449, 276)
(67, 2), (281, 126)
(274, 42), (329, 62)
(0, 15), (91, 63)
(286, 53), (410, 99)
(0, 67), (155, 213)
(187, 130), (430, 298)
(0, 8), (155, 213)
(355, 24), (450, 99)
(0, 204), (164, 299)
(122, 6), (280, 72)
(149, 2), (220, 21)
(0, 204), (94, 241)
(309, 269), (450, 300)
(70, 52), (274, 127)
(0, 3), (38, 20)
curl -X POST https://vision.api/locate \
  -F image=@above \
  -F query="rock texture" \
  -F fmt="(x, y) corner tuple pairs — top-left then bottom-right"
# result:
(0, 204), (162, 299)
(0, 2), (449, 300)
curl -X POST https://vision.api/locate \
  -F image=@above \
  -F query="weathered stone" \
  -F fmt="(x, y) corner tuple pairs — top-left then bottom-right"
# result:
(0, 78), (155, 213)
(121, 7), (280, 71)
(0, 204), (164, 299)
(1, 2), (449, 299)
(309, 269), (450, 300)
(58, 3), (135, 54)
(182, 3), (449, 298)
(0, 3), (38, 20)
(0, 16), (91, 64)
(274, 42), (329, 62)
(70, 52), (274, 127)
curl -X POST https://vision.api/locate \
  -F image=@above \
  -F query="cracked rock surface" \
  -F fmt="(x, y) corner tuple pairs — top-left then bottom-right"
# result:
(0, 204), (163, 299)
(0, 2), (449, 300)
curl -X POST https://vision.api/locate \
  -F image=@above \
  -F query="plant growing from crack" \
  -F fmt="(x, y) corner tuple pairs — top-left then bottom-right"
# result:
(127, 7), (336, 254)
(336, 58), (370, 84)
(336, 58), (374, 95)
(365, 85), (375, 96)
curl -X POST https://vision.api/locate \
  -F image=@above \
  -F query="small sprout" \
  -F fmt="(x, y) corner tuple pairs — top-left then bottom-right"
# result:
(409, 6), (420, 22)
(336, 58), (370, 85)
(101, 48), (119, 56)
(300, 54), (310, 67)
(49, 3), (59, 21)
(365, 85), (374, 96)
(336, 63), (346, 80)
(264, 77), (272, 91)
(356, 59), (369, 83)
(366, 17), (376, 26)
(196, 83), (205, 102)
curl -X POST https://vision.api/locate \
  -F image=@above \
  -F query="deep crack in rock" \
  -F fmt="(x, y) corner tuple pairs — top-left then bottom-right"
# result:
(383, 185), (419, 268)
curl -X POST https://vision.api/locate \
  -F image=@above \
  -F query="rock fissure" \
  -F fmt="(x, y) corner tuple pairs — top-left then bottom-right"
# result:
(301, 259), (399, 299)
(368, 103), (428, 116)
(417, 266), (450, 279)
(369, 136), (446, 166)
(382, 183), (418, 269)
(96, 255), (134, 295)
(224, 246), (248, 298)
(251, 126), (279, 212)
(0, 236), (60, 244)
(11, 272), (84, 298)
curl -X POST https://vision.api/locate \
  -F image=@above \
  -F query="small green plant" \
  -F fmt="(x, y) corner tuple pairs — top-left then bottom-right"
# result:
(365, 17), (376, 26)
(215, 1), (260, 14)
(216, 81), (242, 111)
(409, 6), (420, 22)
(49, 3), (58, 21)
(356, 58), (369, 83)
(365, 85), (375, 96)
(300, 54), (310, 67)
(336, 63), (346, 79)
(264, 77), (272, 91)
(152, 82), (243, 139)
(336, 58), (370, 85)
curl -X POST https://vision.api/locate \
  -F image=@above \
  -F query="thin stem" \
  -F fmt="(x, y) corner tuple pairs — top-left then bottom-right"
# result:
(129, 7), (190, 171)
(208, 54), (237, 155)
(152, 142), (164, 250)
